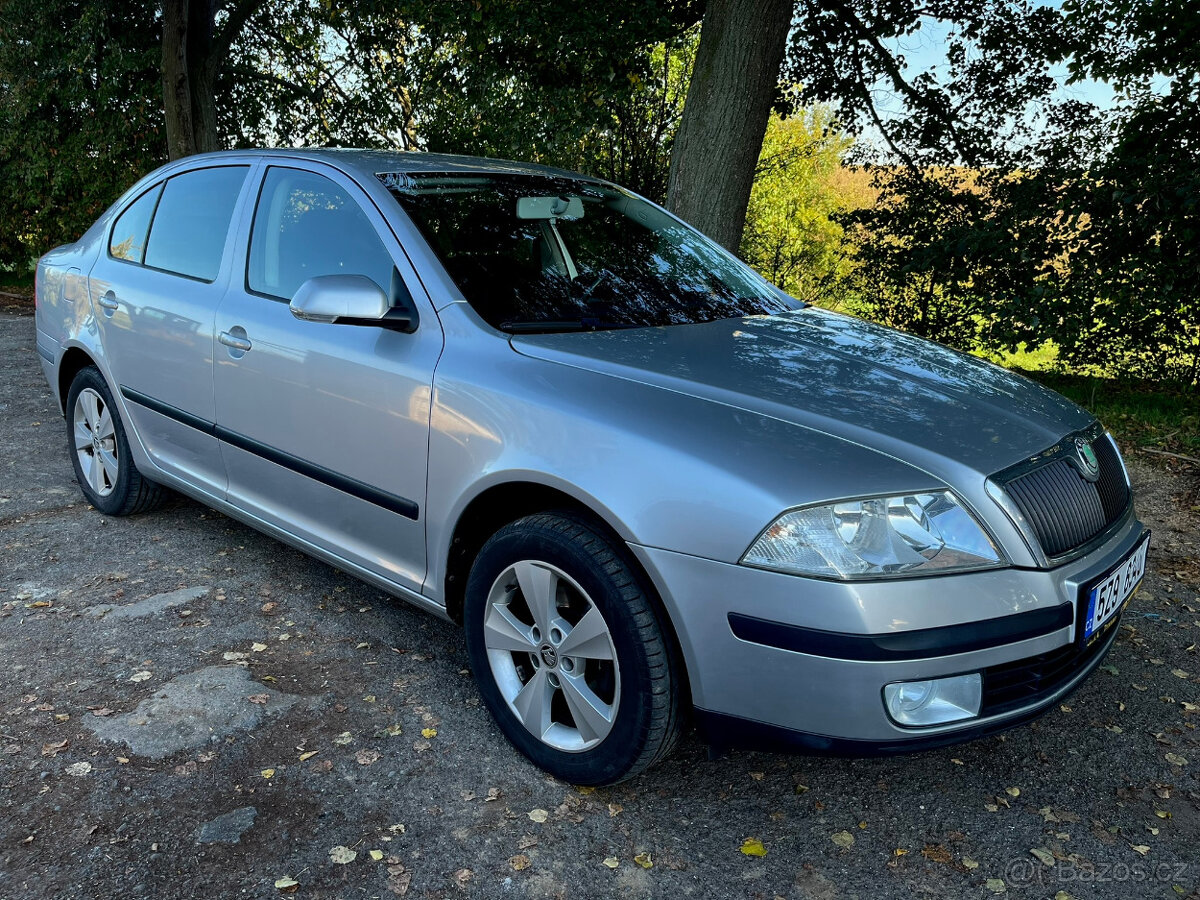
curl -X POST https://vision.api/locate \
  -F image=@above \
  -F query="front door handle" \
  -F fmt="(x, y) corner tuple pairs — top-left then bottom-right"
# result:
(97, 292), (119, 311)
(218, 331), (252, 352)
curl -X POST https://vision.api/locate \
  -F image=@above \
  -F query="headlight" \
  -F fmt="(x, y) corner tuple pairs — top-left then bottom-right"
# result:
(741, 491), (1002, 579)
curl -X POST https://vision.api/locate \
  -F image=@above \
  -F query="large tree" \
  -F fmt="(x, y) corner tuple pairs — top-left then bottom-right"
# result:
(665, 0), (793, 251)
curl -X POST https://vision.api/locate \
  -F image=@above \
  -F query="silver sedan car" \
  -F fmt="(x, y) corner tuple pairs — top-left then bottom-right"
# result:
(35, 149), (1149, 784)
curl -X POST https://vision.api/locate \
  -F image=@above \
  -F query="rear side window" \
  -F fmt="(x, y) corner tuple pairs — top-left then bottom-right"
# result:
(143, 166), (249, 281)
(248, 167), (394, 301)
(109, 184), (162, 263)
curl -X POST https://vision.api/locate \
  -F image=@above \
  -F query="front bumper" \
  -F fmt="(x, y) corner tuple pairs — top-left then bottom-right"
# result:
(630, 507), (1146, 749)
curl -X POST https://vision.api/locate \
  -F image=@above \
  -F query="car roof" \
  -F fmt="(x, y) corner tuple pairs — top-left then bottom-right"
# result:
(183, 148), (602, 184)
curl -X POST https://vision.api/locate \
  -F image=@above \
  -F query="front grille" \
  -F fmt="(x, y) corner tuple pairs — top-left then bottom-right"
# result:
(980, 625), (1117, 716)
(1001, 434), (1131, 557)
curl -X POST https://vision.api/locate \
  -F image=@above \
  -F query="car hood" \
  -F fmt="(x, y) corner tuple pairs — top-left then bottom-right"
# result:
(510, 307), (1093, 479)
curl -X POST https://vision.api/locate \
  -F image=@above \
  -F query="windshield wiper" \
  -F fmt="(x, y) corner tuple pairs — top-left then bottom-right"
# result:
(499, 318), (640, 334)
(500, 320), (589, 333)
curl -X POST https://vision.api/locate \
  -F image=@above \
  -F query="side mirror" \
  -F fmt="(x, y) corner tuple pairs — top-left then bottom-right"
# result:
(289, 274), (417, 333)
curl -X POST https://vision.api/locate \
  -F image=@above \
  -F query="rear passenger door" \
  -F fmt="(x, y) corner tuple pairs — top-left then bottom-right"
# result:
(89, 163), (254, 496)
(213, 163), (443, 593)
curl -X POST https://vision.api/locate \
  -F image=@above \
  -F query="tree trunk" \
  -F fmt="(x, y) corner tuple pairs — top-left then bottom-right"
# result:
(665, 0), (793, 253)
(161, 0), (222, 159)
(161, 0), (195, 160)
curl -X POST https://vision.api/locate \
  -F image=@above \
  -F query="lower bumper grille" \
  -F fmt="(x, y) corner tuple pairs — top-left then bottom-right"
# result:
(980, 623), (1118, 716)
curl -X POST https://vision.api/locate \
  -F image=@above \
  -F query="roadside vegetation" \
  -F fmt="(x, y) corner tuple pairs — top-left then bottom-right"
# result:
(1, 0), (1194, 454)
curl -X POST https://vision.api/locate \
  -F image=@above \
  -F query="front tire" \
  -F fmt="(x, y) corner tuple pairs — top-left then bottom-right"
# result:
(464, 512), (683, 785)
(65, 366), (167, 516)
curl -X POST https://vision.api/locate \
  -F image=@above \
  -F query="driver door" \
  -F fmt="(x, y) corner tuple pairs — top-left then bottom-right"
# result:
(213, 163), (443, 592)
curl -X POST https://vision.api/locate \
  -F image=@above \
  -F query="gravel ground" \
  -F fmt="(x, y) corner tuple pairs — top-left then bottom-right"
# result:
(1, 302), (1199, 900)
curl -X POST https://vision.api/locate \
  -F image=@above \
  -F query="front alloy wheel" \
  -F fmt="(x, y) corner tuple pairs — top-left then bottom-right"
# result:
(464, 512), (683, 785)
(483, 560), (620, 752)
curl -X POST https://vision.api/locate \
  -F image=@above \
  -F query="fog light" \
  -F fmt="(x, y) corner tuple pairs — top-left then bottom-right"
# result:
(883, 673), (982, 727)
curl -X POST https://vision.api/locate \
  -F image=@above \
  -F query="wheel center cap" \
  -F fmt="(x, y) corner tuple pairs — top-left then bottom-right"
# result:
(539, 644), (558, 668)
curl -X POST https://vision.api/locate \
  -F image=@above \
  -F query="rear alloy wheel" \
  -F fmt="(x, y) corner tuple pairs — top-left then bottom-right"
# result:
(65, 366), (167, 516)
(464, 512), (683, 784)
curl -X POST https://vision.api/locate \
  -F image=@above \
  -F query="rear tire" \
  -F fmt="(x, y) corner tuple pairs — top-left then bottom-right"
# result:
(464, 511), (683, 785)
(65, 366), (168, 516)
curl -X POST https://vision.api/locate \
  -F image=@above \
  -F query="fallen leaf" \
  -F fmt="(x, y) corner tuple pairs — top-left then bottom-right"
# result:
(299, 751), (317, 761)
(893, 848), (909, 857)
(793, 783), (809, 794)
(65, 761), (92, 776)
(921, 844), (952, 863)
(421, 727), (437, 739)
(1172, 669), (1189, 679)
(382, 724), (403, 737)
(962, 856), (979, 869)
(412, 740), (431, 752)
(261, 602), (278, 614)
(528, 808), (549, 823)
(986, 878), (1007, 893)
(831, 831), (855, 849)
(129, 671), (151, 682)
(363, 695), (377, 703)
(223, 652), (248, 661)
(509, 854), (531, 871)
(1031, 847), (1055, 866)
(452, 868), (472, 888)
(92, 708), (114, 717)
(607, 803), (623, 817)
(485, 787), (501, 801)
(1005, 787), (1021, 797)
(370, 849), (384, 861)
(251, 643), (268, 652)
(740, 837), (767, 857)
(261, 768), (276, 779)
(1165, 752), (1188, 766)
(388, 824), (407, 834)
(248, 694), (269, 705)
(41, 739), (68, 758)
(1131, 845), (1150, 856)
(274, 876), (299, 892)
(329, 846), (357, 864)
(601, 856), (619, 869)
(54, 713), (69, 723)
(633, 852), (653, 869)
(356, 749), (381, 766)
(332, 731), (353, 746)
(517, 835), (538, 850)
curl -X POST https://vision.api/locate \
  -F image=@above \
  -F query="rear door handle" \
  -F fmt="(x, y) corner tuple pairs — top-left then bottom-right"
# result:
(97, 292), (119, 311)
(218, 331), (252, 352)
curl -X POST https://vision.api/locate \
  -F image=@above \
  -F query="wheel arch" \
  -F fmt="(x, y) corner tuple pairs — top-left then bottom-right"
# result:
(440, 480), (691, 707)
(57, 345), (101, 414)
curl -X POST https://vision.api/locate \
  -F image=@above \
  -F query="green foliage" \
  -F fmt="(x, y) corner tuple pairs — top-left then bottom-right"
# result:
(0, 0), (164, 268)
(740, 110), (861, 306)
(832, 0), (1200, 385)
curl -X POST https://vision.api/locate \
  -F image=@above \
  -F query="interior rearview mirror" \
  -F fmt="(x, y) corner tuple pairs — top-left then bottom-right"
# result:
(289, 274), (417, 333)
(516, 195), (584, 220)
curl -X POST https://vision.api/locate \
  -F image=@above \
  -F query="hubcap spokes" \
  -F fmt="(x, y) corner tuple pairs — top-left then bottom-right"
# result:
(483, 560), (619, 752)
(73, 388), (117, 497)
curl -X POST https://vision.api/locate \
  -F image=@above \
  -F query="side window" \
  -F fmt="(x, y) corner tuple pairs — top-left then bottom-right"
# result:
(248, 167), (395, 301)
(143, 166), (249, 281)
(109, 184), (162, 263)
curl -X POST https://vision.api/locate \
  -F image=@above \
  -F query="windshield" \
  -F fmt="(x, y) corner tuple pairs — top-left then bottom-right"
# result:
(381, 172), (799, 332)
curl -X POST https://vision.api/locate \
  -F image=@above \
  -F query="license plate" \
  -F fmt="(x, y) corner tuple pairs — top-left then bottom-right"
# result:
(1082, 532), (1150, 644)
